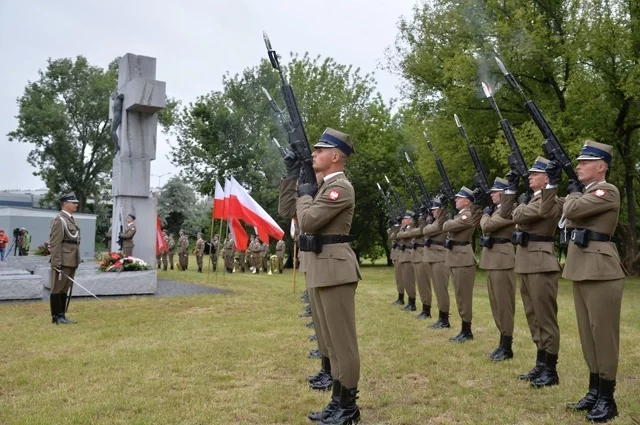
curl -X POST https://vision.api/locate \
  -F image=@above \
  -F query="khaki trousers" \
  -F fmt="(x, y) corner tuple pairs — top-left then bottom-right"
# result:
(573, 279), (624, 380)
(161, 252), (168, 270)
(487, 269), (516, 336)
(413, 261), (433, 306)
(50, 266), (76, 294)
(429, 261), (450, 312)
(179, 253), (188, 270)
(277, 254), (284, 272)
(520, 272), (560, 354)
(393, 260), (403, 295)
(311, 283), (360, 388)
(123, 247), (133, 257)
(451, 265), (475, 323)
(168, 253), (174, 269)
(196, 255), (203, 269)
(307, 275), (328, 358)
(400, 261), (416, 298)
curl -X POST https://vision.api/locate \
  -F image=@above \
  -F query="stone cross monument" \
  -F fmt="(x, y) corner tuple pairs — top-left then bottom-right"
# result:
(109, 54), (166, 266)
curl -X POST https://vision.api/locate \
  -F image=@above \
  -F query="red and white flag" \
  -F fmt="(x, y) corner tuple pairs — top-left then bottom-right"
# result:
(228, 217), (248, 251)
(155, 215), (167, 254)
(228, 177), (284, 243)
(212, 180), (225, 219)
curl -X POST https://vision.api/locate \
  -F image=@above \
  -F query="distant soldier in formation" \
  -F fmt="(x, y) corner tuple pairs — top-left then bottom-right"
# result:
(119, 214), (137, 257)
(409, 212), (434, 319)
(479, 177), (516, 361)
(275, 237), (285, 273)
(161, 230), (170, 271)
(236, 240), (246, 273)
(261, 241), (270, 272)
(501, 157), (562, 388)
(195, 232), (205, 273)
(250, 237), (263, 274)
(246, 235), (255, 272)
(443, 186), (482, 343)
(178, 230), (189, 271)
(209, 235), (219, 272)
(395, 212), (417, 311)
(387, 222), (404, 305)
(167, 232), (176, 270)
(224, 234), (235, 273)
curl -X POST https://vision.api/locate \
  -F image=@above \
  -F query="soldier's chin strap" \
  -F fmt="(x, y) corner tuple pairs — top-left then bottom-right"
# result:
(53, 268), (103, 302)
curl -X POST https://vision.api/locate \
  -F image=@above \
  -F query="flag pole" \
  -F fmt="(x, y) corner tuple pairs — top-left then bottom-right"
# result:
(206, 215), (214, 284)
(215, 219), (225, 284)
(292, 239), (297, 294)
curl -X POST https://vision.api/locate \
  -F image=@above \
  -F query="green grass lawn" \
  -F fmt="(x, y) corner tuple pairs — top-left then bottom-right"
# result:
(1, 259), (639, 425)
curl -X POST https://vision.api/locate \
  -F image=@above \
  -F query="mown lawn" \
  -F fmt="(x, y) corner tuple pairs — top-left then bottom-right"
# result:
(1, 258), (639, 425)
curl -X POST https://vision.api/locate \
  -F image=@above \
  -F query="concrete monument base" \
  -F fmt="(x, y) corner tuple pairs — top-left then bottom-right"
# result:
(0, 273), (44, 300)
(3, 255), (51, 273)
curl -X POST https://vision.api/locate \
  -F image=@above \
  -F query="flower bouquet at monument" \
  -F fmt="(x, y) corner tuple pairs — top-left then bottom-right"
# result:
(99, 252), (151, 272)
(34, 242), (51, 256)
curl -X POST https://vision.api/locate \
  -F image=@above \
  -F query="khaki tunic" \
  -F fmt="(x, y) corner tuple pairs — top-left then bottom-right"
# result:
(167, 236), (176, 269)
(161, 235), (170, 270)
(423, 212), (450, 312)
(560, 182), (626, 380)
(195, 237), (205, 269)
(224, 239), (235, 271)
(178, 235), (189, 270)
(388, 225), (403, 295)
(120, 223), (136, 256)
(275, 240), (285, 272)
(396, 223), (416, 298)
(49, 212), (81, 294)
(409, 220), (433, 306)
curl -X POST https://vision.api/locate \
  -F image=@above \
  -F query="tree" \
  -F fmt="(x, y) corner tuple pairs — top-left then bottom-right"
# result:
(8, 56), (118, 211)
(157, 177), (197, 236)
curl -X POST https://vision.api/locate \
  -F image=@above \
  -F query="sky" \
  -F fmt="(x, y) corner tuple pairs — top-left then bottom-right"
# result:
(0, 0), (418, 191)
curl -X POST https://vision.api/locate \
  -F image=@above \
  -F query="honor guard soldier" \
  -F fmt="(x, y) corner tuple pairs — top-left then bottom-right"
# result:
(167, 233), (176, 270)
(236, 241), (247, 273)
(195, 233), (205, 273)
(210, 235), (219, 272)
(500, 157), (562, 388)
(479, 177), (516, 361)
(119, 214), (136, 256)
(283, 128), (362, 424)
(396, 212), (418, 311)
(178, 230), (189, 271)
(409, 213), (434, 319)
(161, 230), (170, 271)
(224, 234), (235, 273)
(443, 187), (482, 342)
(49, 193), (81, 324)
(387, 222), (405, 305)
(551, 141), (625, 422)
(247, 235), (256, 272)
(261, 241), (270, 272)
(423, 197), (451, 328)
(250, 237), (262, 274)
(275, 237), (285, 273)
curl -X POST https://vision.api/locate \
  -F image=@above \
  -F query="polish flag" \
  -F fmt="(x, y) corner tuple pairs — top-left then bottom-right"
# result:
(224, 178), (232, 219)
(228, 177), (284, 243)
(212, 180), (225, 219)
(228, 217), (248, 251)
(155, 215), (167, 254)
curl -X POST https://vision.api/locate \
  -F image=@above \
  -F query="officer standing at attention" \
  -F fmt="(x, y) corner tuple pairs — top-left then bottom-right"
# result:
(251, 237), (263, 274)
(443, 186), (482, 342)
(547, 141), (625, 422)
(247, 234), (256, 272)
(396, 212), (418, 311)
(479, 177), (516, 361)
(210, 235), (219, 272)
(422, 197), (451, 329)
(387, 222), (405, 305)
(409, 212), (434, 319)
(224, 234), (235, 273)
(261, 240), (270, 272)
(195, 232), (205, 273)
(119, 214), (137, 256)
(178, 230), (189, 271)
(167, 232), (176, 270)
(283, 128), (362, 424)
(236, 240), (247, 273)
(500, 157), (562, 388)
(161, 230), (170, 271)
(275, 237), (285, 273)
(49, 193), (81, 325)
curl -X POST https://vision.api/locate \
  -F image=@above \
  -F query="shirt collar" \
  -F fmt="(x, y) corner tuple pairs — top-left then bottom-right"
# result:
(586, 180), (606, 190)
(534, 190), (542, 197)
(61, 210), (73, 219)
(323, 171), (344, 182)
(128, 221), (135, 227)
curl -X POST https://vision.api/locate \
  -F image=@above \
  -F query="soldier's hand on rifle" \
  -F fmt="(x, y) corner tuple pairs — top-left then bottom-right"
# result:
(297, 183), (317, 198)
(283, 149), (302, 178)
(568, 179), (584, 194)
(472, 187), (487, 205)
(506, 170), (520, 192)
(518, 192), (531, 205)
(545, 160), (562, 186)
(482, 205), (495, 216)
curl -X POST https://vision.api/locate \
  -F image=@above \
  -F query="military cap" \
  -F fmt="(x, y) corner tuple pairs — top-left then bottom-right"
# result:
(455, 186), (474, 202)
(576, 140), (613, 164)
(128, 214), (136, 220)
(59, 192), (79, 203)
(529, 156), (551, 173)
(489, 177), (509, 192)
(402, 210), (415, 218)
(314, 127), (355, 156)
(430, 199), (443, 209)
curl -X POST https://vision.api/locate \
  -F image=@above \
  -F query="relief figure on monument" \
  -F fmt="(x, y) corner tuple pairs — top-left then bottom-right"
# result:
(110, 91), (124, 154)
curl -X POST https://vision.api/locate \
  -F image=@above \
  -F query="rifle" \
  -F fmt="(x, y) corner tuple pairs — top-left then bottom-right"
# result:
(495, 57), (578, 181)
(271, 138), (287, 157)
(404, 151), (433, 214)
(481, 82), (532, 193)
(400, 168), (421, 219)
(424, 132), (456, 206)
(377, 183), (397, 224)
(117, 212), (124, 251)
(454, 114), (490, 194)
(384, 175), (405, 217)
(262, 33), (316, 186)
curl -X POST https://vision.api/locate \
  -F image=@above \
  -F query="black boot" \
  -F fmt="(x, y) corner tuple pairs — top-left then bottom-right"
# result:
(308, 380), (341, 421)
(488, 335), (503, 360)
(58, 293), (76, 324)
(308, 356), (332, 383)
(531, 352), (559, 388)
(309, 334), (317, 342)
(392, 293), (405, 305)
(519, 349), (545, 381)
(567, 373), (599, 411)
(403, 297), (416, 311)
(50, 293), (63, 324)
(299, 305), (312, 318)
(305, 321), (315, 328)
(198, 267), (202, 273)
(449, 321), (473, 342)
(308, 349), (322, 359)
(429, 310), (450, 329)
(309, 357), (333, 391)
(319, 385), (360, 425)
(492, 335), (513, 361)
(586, 378), (618, 423)
(416, 304), (431, 319)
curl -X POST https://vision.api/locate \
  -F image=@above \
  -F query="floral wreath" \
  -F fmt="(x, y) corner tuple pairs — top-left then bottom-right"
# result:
(99, 252), (150, 272)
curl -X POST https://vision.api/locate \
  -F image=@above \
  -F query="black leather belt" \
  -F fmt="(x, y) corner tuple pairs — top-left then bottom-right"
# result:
(424, 239), (446, 247)
(445, 240), (470, 250)
(491, 237), (512, 244)
(574, 230), (614, 242)
(514, 233), (554, 242)
(412, 242), (425, 248)
(317, 235), (355, 244)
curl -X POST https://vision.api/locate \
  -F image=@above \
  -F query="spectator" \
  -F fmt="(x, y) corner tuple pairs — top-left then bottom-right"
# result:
(20, 228), (31, 256)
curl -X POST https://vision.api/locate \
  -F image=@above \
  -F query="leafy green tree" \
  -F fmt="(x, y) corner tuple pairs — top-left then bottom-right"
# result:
(7, 56), (118, 211)
(157, 177), (197, 236)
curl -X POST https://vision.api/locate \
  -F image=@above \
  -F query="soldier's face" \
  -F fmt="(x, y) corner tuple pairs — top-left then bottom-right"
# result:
(528, 172), (548, 191)
(490, 191), (502, 205)
(455, 197), (469, 210)
(576, 160), (606, 184)
(401, 217), (412, 226)
(63, 201), (78, 213)
(312, 147), (338, 173)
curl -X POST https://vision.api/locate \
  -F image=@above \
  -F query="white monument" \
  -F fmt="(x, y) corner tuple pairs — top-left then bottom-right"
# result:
(109, 54), (166, 266)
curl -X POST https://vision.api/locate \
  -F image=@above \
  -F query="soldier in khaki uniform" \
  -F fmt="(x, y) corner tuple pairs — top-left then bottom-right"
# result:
(250, 237), (263, 274)
(224, 234), (235, 273)
(443, 187), (482, 342)
(246, 235), (255, 271)
(178, 230), (189, 271)
(261, 241), (270, 272)
(284, 128), (362, 424)
(479, 177), (516, 361)
(160, 230), (170, 271)
(195, 232), (205, 273)
(422, 198), (451, 328)
(396, 212), (418, 311)
(209, 235), (219, 272)
(500, 157), (562, 388)
(275, 238), (285, 273)
(119, 214), (137, 256)
(167, 233), (176, 270)
(409, 214), (434, 318)
(387, 223), (405, 305)
(236, 242), (246, 273)
(49, 193), (81, 325)
(554, 142), (625, 422)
